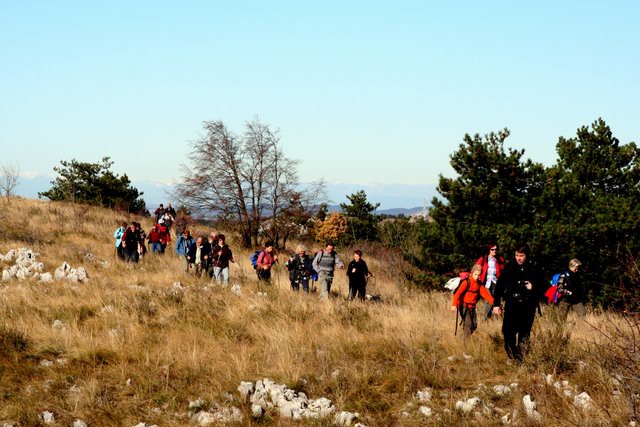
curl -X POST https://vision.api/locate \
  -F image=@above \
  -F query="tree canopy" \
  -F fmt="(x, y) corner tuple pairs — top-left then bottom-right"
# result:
(413, 118), (639, 307)
(175, 118), (324, 248)
(39, 157), (145, 213)
(340, 190), (380, 242)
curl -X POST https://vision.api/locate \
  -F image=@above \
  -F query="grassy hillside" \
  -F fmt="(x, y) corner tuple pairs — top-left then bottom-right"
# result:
(0, 198), (636, 426)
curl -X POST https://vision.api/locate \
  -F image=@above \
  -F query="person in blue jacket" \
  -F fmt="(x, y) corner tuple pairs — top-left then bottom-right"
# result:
(113, 222), (127, 260)
(175, 229), (195, 273)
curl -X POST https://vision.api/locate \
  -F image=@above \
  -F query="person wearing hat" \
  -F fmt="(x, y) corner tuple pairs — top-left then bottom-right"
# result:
(557, 259), (585, 320)
(312, 242), (345, 298)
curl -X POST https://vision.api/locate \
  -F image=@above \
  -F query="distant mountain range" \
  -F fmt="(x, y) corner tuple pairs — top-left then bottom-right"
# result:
(17, 175), (436, 213)
(326, 204), (426, 216)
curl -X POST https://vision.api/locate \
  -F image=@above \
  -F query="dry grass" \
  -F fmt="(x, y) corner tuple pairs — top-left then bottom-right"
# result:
(0, 198), (636, 425)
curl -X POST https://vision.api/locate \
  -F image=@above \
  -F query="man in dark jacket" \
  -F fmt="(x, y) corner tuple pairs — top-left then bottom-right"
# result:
(347, 250), (372, 301)
(557, 258), (585, 320)
(492, 245), (544, 362)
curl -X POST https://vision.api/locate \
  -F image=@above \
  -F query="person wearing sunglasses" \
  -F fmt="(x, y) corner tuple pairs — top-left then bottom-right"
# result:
(476, 243), (505, 319)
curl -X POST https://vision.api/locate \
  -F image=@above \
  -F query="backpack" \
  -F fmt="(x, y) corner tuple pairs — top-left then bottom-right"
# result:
(443, 272), (470, 293)
(250, 250), (264, 270)
(544, 273), (563, 304)
(309, 250), (327, 281)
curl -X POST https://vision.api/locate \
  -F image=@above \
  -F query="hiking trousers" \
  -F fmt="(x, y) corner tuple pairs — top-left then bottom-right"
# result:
(319, 273), (334, 298)
(290, 278), (309, 293)
(349, 282), (366, 301)
(213, 266), (229, 285)
(460, 306), (478, 337)
(558, 301), (585, 320)
(501, 300), (537, 361)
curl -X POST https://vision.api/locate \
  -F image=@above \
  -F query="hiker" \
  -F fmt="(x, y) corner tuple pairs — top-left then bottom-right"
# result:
(122, 223), (141, 263)
(492, 245), (544, 362)
(285, 245), (312, 293)
(154, 203), (165, 223)
(165, 203), (177, 218)
(256, 241), (278, 282)
(147, 225), (162, 253)
(175, 229), (195, 273)
(159, 212), (174, 234)
(312, 242), (345, 298)
(476, 243), (505, 318)
(114, 222), (127, 260)
(452, 264), (494, 337)
(206, 232), (218, 277)
(135, 222), (147, 257)
(211, 234), (236, 285)
(346, 250), (372, 301)
(557, 259), (585, 320)
(157, 222), (171, 253)
(191, 236), (209, 277)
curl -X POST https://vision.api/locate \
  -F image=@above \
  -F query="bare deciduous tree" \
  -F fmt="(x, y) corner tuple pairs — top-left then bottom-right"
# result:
(175, 118), (324, 248)
(0, 161), (20, 200)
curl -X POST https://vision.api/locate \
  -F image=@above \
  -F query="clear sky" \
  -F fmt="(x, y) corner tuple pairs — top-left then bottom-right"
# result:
(1, 1), (638, 188)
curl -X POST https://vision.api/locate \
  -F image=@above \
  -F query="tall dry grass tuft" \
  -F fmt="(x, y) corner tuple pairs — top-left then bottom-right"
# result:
(0, 198), (637, 425)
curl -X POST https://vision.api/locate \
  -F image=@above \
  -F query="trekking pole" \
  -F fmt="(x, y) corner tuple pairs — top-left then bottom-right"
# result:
(455, 305), (459, 336)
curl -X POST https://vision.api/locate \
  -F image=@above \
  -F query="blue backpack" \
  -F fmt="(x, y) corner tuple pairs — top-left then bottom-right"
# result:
(250, 250), (264, 270)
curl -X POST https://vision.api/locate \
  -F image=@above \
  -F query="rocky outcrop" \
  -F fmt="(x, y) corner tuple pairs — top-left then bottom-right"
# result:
(1, 248), (88, 283)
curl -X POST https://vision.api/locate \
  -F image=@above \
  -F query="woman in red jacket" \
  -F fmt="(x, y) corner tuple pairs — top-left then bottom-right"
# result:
(452, 264), (494, 337)
(477, 243), (505, 319)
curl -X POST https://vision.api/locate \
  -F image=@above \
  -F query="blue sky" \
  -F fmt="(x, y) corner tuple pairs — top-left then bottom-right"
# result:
(1, 1), (638, 204)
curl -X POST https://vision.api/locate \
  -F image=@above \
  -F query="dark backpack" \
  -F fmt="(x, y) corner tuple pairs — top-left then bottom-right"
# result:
(250, 250), (264, 270)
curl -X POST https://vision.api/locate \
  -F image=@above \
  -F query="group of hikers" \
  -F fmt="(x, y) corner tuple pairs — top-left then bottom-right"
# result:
(451, 243), (585, 363)
(114, 204), (374, 301)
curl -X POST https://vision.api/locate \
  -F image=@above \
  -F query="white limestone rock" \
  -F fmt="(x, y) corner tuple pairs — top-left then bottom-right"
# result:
(416, 388), (432, 402)
(494, 385), (511, 396)
(52, 319), (65, 329)
(574, 392), (592, 410)
(73, 420), (88, 427)
(251, 404), (263, 418)
(455, 397), (481, 415)
(335, 411), (360, 426)
(40, 411), (55, 425)
(522, 395), (541, 422)
(192, 407), (243, 425)
(39, 272), (53, 282)
(69, 267), (89, 282)
(545, 374), (554, 385)
(15, 267), (30, 280)
(55, 262), (72, 279)
(231, 284), (242, 296)
(418, 406), (433, 417)
(189, 398), (207, 412)
(238, 381), (255, 401)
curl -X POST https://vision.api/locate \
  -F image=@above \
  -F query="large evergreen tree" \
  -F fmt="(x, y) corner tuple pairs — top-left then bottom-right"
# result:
(340, 190), (380, 242)
(539, 118), (640, 306)
(39, 157), (145, 213)
(417, 129), (544, 284)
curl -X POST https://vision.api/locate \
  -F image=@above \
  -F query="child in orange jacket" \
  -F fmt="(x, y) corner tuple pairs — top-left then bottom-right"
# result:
(452, 264), (494, 337)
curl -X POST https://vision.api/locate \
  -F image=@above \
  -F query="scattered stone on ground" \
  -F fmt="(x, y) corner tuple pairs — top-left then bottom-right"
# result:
(416, 388), (432, 402)
(455, 397), (481, 415)
(40, 411), (55, 425)
(239, 378), (346, 421)
(418, 406), (433, 417)
(522, 395), (541, 422)
(574, 392), (592, 410)
(494, 385), (512, 397)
